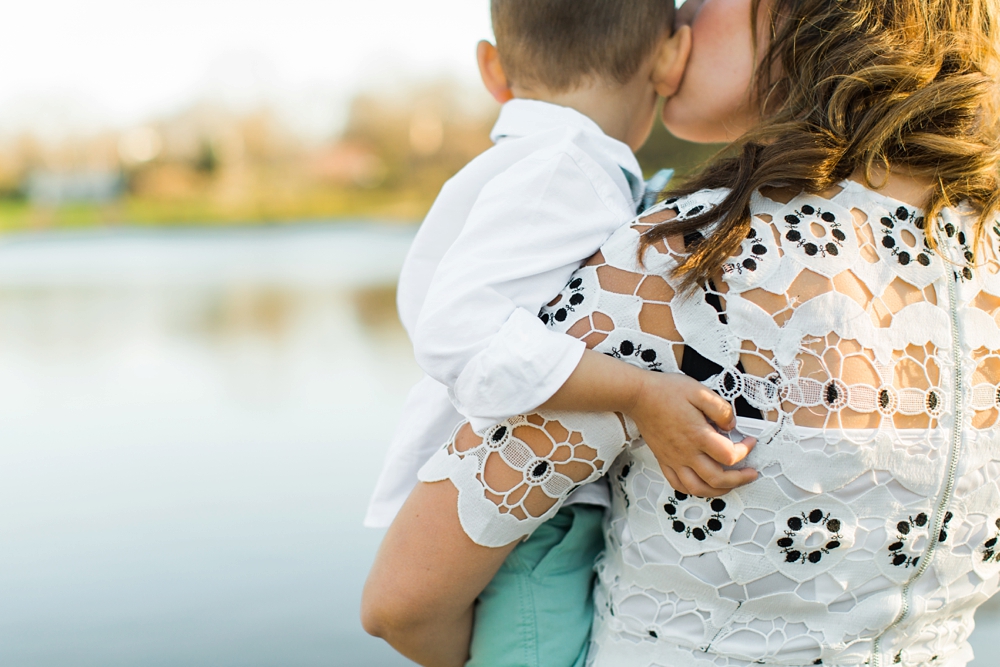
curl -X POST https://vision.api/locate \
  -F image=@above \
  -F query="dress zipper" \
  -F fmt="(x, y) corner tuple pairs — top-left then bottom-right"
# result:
(871, 234), (966, 667)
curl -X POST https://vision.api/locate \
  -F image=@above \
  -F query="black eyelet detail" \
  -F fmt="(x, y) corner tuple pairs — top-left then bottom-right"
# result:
(541, 275), (589, 327)
(663, 493), (727, 541)
(782, 203), (844, 258)
(822, 379), (848, 411)
(983, 518), (1000, 563)
(610, 339), (663, 371)
(888, 511), (952, 567)
(778, 510), (843, 564)
(617, 464), (631, 508)
(940, 511), (954, 543)
(880, 212), (935, 268)
(724, 231), (769, 275)
(926, 389), (942, 416)
(485, 424), (511, 451)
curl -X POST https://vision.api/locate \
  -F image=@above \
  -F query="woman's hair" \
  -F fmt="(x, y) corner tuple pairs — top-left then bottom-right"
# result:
(644, 0), (1000, 289)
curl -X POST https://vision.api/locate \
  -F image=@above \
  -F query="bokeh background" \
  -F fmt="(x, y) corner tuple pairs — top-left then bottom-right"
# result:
(0, 2), (996, 666)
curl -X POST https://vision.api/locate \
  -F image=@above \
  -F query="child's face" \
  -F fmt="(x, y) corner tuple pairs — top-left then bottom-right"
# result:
(662, 0), (762, 143)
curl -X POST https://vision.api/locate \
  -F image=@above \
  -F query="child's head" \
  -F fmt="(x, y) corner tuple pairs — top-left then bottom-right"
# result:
(490, 0), (675, 93)
(652, 0), (1000, 286)
(478, 0), (691, 151)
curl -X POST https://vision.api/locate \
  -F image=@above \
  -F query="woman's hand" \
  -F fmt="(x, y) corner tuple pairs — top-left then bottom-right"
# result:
(361, 481), (517, 667)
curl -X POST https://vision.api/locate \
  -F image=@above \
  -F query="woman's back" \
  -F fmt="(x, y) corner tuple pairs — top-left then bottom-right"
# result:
(562, 181), (1000, 666)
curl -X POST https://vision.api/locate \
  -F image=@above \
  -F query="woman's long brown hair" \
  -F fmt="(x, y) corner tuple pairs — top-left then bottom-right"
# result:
(643, 0), (1000, 290)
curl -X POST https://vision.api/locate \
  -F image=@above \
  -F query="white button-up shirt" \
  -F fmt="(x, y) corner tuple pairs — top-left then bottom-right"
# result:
(364, 99), (642, 527)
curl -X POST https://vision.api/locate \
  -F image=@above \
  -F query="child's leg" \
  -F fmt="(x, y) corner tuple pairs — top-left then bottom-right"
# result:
(466, 504), (604, 667)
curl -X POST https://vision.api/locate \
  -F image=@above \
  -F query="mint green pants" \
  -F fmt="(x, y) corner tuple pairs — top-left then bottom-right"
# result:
(466, 504), (605, 667)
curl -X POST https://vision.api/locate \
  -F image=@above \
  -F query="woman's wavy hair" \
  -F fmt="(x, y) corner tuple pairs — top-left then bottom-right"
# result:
(643, 0), (1000, 289)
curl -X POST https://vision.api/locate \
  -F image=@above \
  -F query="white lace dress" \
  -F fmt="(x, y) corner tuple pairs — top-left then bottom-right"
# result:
(419, 180), (1000, 667)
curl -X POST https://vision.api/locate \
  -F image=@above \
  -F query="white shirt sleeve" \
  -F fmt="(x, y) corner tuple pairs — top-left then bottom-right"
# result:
(413, 143), (633, 431)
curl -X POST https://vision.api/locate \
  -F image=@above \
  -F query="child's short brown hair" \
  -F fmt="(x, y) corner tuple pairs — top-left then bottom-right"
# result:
(491, 0), (675, 92)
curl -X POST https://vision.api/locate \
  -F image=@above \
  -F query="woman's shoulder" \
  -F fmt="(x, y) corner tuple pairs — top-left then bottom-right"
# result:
(640, 188), (732, 227)
(597, 188), (734, 272)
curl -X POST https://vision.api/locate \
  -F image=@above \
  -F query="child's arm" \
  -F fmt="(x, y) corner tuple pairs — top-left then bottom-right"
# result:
(538, 348), (757, 497)
(414, 149), (752, 496)
(413, 144), (635, 431)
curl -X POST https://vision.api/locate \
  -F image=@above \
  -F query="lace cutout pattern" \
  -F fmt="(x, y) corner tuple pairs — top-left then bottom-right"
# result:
(418, 181), (1000, 666)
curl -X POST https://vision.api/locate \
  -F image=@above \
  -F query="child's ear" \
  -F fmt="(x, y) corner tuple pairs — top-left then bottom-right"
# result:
(477, 41), (514, 104)
(652, 25), (692, 99)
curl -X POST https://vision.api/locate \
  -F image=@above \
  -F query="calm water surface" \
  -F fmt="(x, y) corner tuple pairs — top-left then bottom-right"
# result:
(0, 224), (996, 667)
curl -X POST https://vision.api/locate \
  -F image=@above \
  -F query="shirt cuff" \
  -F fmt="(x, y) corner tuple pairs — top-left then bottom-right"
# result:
(451, 307), (587, 433)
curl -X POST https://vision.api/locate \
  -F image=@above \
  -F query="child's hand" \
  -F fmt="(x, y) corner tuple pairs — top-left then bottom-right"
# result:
(625, 372), (757, 497)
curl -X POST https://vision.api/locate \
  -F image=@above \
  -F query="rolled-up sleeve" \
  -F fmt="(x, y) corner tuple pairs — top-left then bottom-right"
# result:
(413, 143), (630, 431)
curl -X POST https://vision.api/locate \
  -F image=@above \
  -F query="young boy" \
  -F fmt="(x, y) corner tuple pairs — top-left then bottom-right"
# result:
(366, 2), (736, 665)
(366, 0), (688, 531)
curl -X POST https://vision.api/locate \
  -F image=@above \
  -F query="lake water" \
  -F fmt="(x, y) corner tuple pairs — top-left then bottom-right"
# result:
(0, 223), (997, 667)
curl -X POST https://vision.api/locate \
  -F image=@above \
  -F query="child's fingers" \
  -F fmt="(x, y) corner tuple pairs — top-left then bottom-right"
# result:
(691, 455), (758, 490)
(689, 387), (736, 431)
(661, 465), (690, 496)
(675, 466), (728, 497)
(700, 430), (753, 467)
(731, 436), (757, 463)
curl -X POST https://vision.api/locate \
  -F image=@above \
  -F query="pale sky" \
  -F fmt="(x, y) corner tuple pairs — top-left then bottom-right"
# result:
(0, 0), (492, 139)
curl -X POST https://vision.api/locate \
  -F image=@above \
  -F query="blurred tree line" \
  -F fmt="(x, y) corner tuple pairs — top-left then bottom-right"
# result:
(0, 82), (721, 231)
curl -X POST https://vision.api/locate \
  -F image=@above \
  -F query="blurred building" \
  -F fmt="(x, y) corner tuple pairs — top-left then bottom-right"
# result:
(26, 170), (123, 206)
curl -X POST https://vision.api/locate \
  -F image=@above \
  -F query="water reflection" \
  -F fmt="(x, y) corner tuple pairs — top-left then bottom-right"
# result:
(0, 225), (417, 667)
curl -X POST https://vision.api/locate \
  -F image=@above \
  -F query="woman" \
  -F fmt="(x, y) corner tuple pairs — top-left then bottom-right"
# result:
(364, 0), (1000, 665)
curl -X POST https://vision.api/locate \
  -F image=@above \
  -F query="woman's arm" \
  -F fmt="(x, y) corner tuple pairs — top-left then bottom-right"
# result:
(361, 479), (517, 667)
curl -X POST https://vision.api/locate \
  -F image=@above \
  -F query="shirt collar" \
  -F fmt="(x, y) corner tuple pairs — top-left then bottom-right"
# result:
(490, 99), (644, 199)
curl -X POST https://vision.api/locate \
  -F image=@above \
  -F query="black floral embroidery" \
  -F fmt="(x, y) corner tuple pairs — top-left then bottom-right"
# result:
(888, 512), (928, 568)
(540, 277), (585, 327)
(609, 338), (663, 372)
(888, 511), (954, 567)
(982, 518), (1000, 563)
(618, 463), (631, 508)
(940, 510), (955, 543)
(934, 218), (976, 281)
(484, 424), (511, 451)
(821, 379), (849, 411)
(783, 204), (845, 258)
(954, 229), (975, 281)
(724, 226), (770, 274)
(777, 509), (844, 563)
(879, 208), (934, 267)
(924, 388), (943, 417)
(663, 492), (727, 542)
